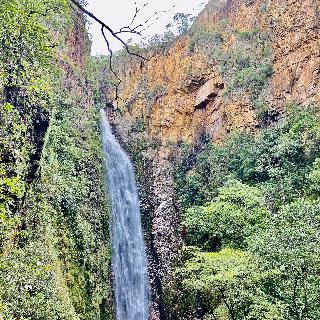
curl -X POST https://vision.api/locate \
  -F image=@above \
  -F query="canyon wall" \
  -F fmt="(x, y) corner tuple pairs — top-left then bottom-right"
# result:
(104, 0), (320, 318)
(1, 0), (318, 318)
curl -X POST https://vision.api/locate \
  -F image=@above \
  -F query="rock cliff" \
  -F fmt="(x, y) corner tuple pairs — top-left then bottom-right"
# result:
(102, 0), (320, 318)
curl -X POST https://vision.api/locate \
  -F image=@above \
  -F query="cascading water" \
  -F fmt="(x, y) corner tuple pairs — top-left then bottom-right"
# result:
(100, 110), (149, 320)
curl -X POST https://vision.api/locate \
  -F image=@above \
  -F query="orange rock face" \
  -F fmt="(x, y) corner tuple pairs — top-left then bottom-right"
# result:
(110, 0), (319, 147)
(112, 41), (256, 145)
(269, 0), (320, 107)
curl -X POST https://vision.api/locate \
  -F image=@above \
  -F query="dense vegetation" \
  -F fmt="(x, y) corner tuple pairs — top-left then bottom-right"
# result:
(1, 0), (319, 319)
(170, 105), (320, 319)
(0, 1), (113, 319)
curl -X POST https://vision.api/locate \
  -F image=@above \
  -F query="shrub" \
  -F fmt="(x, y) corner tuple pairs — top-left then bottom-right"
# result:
(174, 105), (320, 319)
(175, 105), (320, 211)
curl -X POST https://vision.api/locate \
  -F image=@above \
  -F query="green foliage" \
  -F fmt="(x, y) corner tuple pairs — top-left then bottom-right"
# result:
(40, 99), (113, 319)
(0, 238), (81, 320)
(188, 19), (228, 54)
(176, 105), (320, 211)
(174, 142), (228, 208)
(144, 11), (195, 50)
(0, 0), (69, 107)
(0, 0), (70, 228)
(0, 1), (113, 319)
(308, 158), (320, 195)
(188, 19), (272, 117)
(219, 29), (272, 110)
(249, 199), (320, 319)
(183, 180), (268, 250)
(87, 56), (115, 107)
(174, 105), (320, 319)
(228, 62), (273, 95)
(171, 13), (194, 36)
(178, 248), (284, 320)
(176, 191), (320, 319)
(0, 96), (113, 320)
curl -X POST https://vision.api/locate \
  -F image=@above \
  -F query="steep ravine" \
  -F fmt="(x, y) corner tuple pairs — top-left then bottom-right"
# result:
(1, 0), (320, 319)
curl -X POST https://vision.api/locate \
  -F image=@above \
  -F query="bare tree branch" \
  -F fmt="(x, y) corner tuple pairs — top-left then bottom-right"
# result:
(69, 0), (147, 60)
(114, 3), (175, 36)
(69, 0), (149, 100)
(69, 0), (175, 101)
(114, 2), (148, 35)
(100, 26), (121, 100)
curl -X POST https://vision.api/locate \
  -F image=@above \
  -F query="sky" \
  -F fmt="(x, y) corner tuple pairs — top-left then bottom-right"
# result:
(86, 0), (209, 55)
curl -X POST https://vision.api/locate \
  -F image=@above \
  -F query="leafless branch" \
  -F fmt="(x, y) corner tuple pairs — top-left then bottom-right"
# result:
(69, 0), (149, 100)
(100, 26), (121, 99)
(114, 2), (148, 35)
(114, 3), (176, 36)
(69, 0), (175, 101)
(70, 0), (146, 59)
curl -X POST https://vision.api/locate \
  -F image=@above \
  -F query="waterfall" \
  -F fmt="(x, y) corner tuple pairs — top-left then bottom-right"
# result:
(100, 110), (149, 320)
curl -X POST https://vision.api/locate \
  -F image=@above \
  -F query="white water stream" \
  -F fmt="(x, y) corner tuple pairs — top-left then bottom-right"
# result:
(101, 110), (149, 320)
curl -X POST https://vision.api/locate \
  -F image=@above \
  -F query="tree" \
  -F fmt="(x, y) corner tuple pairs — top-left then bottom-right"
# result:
(173, 12), (194, 35)
(249, 199), (320, 320)
(0, 1), (114, 318)
(183, 180), (269, 250)
(0, 0), (67, 247)
(179, 247), (284, 320)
